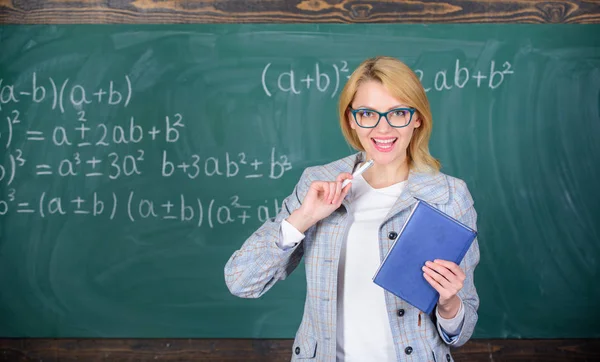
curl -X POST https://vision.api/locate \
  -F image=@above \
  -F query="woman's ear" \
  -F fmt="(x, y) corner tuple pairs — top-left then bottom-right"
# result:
(348, 110), (356, 130)
(414, 116), (421, 129)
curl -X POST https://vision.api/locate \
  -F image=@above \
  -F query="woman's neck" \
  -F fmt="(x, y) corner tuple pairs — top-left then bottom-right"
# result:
(361, 159), (410, 189)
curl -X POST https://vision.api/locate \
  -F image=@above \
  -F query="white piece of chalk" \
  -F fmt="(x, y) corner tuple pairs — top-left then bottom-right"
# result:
(342, 159), (374, 188)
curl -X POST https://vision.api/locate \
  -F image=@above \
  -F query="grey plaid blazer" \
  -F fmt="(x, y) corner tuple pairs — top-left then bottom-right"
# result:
(225, 152), (480, 362)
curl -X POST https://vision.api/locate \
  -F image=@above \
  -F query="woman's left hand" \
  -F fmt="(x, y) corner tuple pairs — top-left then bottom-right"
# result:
(422, 259), (465, 318)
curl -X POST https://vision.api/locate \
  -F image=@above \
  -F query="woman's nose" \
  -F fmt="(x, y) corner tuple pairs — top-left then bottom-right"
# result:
(375, 115), (392, 132)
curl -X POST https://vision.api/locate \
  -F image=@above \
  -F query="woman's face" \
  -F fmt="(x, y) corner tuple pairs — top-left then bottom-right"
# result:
(348, 80), (421, 167)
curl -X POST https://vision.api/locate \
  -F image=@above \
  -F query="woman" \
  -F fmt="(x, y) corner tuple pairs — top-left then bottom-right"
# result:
(225, 56), (480, 362)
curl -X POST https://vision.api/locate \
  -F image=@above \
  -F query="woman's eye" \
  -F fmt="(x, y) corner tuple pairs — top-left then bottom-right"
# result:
(360, 111), (375, 117)
(392, 110), (406, 117)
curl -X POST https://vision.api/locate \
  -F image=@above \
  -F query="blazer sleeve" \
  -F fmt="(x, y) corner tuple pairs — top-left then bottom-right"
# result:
(436, 179), (481, 347)
(224, 168), (311, 298)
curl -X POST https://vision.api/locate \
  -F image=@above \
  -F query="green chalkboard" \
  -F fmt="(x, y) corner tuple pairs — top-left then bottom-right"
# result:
(0, 24), (599, 339)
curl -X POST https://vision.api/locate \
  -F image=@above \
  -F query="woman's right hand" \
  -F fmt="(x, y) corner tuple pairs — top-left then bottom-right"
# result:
(286, 172), (353, 233)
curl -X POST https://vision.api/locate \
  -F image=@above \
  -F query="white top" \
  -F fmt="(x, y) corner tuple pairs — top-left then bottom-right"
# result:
(279, 174), (464, 361)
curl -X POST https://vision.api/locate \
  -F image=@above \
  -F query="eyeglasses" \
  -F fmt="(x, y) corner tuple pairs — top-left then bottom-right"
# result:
(349, 106), (416, 128)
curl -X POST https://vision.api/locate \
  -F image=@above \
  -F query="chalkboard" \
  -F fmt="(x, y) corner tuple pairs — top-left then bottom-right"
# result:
(0, 24), (598, 339)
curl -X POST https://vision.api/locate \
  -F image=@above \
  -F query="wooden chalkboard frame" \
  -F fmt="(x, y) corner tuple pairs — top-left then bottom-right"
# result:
(1, 0), (599, 24)
(1, 0), (600, 361)
(0, 338), (599, 361)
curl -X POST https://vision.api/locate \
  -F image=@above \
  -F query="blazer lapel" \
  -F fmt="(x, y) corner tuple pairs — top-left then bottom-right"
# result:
(340, 152), (366, 212)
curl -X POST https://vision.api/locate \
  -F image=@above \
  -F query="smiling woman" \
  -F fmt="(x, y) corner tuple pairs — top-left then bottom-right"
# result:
(225, 56), (481, 361)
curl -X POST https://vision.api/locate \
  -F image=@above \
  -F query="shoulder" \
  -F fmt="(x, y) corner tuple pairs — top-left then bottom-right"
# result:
(436, 172), (476, 220)
(443, 173), (474, 207)
(409, 169), (474, 211)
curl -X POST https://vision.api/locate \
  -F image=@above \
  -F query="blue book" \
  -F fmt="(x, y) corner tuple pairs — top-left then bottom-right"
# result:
(373, 200), (477, 314)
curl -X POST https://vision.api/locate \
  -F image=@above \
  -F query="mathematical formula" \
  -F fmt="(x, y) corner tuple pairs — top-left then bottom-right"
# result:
(0, 189), (282, 229)
(0, 73), (132, 113)
(261, 59), (515, 97)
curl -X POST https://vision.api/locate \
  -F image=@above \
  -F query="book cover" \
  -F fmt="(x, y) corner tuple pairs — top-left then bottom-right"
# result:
(373, 200), (477, 314)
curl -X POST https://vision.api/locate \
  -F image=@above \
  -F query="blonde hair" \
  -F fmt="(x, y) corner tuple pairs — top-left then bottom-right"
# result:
(338, 56), (441, 172)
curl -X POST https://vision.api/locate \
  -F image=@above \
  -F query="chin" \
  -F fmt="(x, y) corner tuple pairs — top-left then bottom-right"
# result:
(367, 151), (406, 166)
